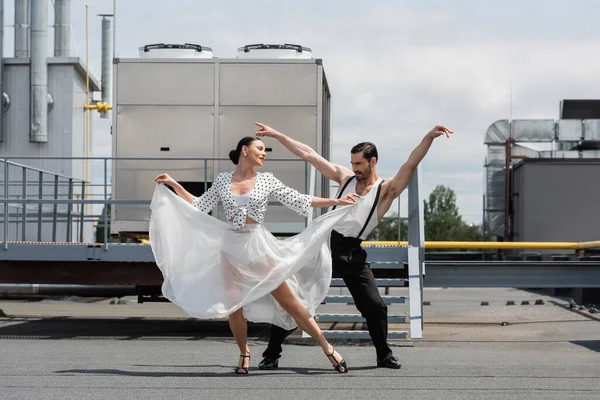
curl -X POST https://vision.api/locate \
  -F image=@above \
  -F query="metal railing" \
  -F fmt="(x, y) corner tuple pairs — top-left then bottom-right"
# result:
(0, 156), (320, 250)
(1, 159), (89, 246)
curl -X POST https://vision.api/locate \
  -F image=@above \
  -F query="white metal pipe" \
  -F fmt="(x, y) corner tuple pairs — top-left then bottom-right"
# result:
(30, 0), (48, 143)
(15, 0), (30, 58)
(54, 0), (70, 57)
(100, 15), (112, 118)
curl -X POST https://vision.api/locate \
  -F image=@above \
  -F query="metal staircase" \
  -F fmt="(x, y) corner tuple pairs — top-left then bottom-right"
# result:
(300, 240), (420, 341)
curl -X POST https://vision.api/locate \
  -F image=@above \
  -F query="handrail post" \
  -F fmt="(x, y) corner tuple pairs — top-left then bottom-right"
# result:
(66, 178), (73, 242)
(79, 180), (86, 242)
(21, 167), (26, 241)
(38, 171), (43, 241)
(104, 158), (108, 250)
(407, 165), (425, 339)
(52, 176), (58, 242)
(3, 159), (9, 250)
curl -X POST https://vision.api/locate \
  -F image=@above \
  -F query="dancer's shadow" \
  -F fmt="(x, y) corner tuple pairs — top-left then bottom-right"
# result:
(133, 363), (378, 373)
(56, 363), (377, 377)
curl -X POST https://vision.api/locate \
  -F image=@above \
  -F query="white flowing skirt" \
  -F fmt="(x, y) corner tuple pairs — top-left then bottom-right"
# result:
(148, 183), (353, 330)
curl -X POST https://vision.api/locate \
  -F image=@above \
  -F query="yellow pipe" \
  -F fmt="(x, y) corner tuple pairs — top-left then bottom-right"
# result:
(135, 238), (600, 250)
(362, 240), (600, 250)
(84, 103), (112, 112)
(575, 240), (600, 250)
(84, 5), (89, 215)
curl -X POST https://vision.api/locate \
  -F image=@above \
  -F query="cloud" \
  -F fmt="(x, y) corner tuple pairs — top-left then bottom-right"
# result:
(5, 0), (596, 225)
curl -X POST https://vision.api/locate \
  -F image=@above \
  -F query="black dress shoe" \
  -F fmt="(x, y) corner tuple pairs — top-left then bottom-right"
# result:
(258, 356), (279, 370)
(377, 354), (401, 369)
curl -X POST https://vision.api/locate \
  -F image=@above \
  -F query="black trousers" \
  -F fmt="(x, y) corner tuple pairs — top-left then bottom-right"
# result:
(262, 248), (392, 361)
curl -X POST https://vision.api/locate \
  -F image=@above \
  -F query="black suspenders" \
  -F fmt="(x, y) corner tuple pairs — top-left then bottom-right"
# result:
(357, 181), (383, 239)
(332, 176), (384, 239)
(332, 176), (355, 210)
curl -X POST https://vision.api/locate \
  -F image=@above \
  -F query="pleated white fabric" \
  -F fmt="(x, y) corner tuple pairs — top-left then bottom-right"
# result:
(148, 183), (356, 330)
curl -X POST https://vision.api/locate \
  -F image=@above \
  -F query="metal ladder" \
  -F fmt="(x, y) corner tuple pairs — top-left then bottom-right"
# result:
(304, 245), (419, 340)
(317, 277), (408, 340)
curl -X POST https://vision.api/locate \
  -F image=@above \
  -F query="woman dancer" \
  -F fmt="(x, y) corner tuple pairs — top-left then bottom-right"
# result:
(150, 136), (359, 374)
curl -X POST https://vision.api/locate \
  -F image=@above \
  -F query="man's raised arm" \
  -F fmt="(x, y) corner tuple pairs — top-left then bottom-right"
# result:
(379, 125), (453, 213)
(255, 122), (353, 184)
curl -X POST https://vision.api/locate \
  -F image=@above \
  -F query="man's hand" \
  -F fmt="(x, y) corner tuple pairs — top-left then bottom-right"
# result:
(255, 122), (281, 139)
(377, 124), (453, 219)
(427, 125), (453, 139)
(336, 193), (361, 206)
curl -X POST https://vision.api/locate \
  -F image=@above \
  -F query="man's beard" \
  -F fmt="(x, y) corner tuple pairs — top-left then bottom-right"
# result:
(354, 166), (371, 181)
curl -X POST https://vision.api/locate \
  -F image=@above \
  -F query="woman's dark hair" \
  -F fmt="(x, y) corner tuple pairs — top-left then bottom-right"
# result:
(229, 136), (259, 165)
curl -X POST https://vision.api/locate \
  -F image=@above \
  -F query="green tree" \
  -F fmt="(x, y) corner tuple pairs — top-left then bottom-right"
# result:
(366, 213), (407, 241)
(424, 185), (463, 240)
(367, 185), (492, 244)
(423, 185), (490, 242)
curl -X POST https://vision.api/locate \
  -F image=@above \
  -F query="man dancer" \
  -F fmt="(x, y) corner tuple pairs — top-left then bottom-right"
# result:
(254, 122), (453, 369)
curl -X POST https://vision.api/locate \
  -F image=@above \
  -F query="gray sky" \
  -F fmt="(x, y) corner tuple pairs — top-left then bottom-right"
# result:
(5, 0), (599, 224)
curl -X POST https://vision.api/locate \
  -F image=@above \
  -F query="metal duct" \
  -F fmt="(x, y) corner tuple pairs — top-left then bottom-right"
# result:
(512, 144), (541, 159)
(99, 14), (112, 118)
(583, 120), (600, 141)
(484, 144), (506, 237)
(484, 119), (510, 144)
(486, 118), (600, 145)
(30, 0), (48, 143)
(54, 0), (70, 57)
(511, 119), (555, 142)
(15, 0), (30, 58)
(0, 0), (3, 142)
(555, 141), (577, 151)
(556, 119), (582, 141)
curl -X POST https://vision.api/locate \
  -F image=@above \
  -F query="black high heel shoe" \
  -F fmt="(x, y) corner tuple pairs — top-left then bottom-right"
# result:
(325, 348), (348, 373)
(235, 354), (250, 374)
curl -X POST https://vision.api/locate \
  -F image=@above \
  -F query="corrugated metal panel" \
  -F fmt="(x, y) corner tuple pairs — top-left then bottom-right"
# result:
(583, 119), (600, 141)
(556, 119), (582, 141)
(485, 144), (506, 237)
(485, 165), (505, 237)
(485, 145), (505, 166)
(511, 119), (555, 142)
